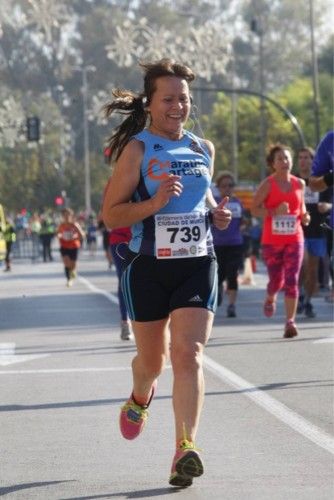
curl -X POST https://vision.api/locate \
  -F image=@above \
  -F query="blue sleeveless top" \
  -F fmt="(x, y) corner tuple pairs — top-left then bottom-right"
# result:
(129, 129), (214, 256)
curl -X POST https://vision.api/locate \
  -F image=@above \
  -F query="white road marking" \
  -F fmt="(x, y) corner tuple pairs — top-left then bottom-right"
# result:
(0, 343), (49, 366)
(0, 343), (16, 354)
(203, 354), (334, 456)
(77, 276), (119, 304)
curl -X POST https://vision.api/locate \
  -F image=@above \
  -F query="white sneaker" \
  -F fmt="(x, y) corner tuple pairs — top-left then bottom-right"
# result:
(120, 322), (133, 340)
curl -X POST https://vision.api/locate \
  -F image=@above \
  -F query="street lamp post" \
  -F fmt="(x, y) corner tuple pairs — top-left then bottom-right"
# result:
(74, 65), (96, 216)
(251, 17), (266, 180)
(309, 0), (321, 145)
(230, 52), (238, 182)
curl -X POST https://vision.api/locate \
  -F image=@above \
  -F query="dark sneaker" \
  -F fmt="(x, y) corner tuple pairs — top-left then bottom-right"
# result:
(297, 295), (304, 314)
(227, 304), (236, 317)
(284, 320), (298, 338)
(169, 440), (204, 488)
(304, 302), (316, 318)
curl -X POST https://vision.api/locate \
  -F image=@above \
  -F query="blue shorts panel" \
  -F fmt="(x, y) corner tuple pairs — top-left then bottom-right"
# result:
(305, 238), (327, 257)
(121, 251), (218, 322)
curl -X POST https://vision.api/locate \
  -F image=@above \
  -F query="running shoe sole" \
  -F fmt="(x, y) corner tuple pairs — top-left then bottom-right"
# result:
(169, 450), (204, 487)
(169, 472), (193, 488)
(175, 451), (204, 478)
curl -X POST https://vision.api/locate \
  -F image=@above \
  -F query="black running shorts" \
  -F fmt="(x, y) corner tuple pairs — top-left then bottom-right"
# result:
(60, 247), (79, 261)
(121, 250), (218, 322)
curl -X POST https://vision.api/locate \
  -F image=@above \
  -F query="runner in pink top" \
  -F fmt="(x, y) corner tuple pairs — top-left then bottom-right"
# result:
(252, 144), (310, 338)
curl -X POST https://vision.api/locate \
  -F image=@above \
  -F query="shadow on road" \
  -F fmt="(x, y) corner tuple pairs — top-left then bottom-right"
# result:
(1, 379), (333, 413)
(0, 481), (74, 496)
(60, 486), (180, 499)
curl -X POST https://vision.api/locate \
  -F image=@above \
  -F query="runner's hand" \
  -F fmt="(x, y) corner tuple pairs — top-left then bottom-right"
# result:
(211, 196), (232, 230)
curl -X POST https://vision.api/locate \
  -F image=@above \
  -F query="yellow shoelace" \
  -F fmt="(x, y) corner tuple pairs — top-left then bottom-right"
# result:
(178, 423), (201, 451)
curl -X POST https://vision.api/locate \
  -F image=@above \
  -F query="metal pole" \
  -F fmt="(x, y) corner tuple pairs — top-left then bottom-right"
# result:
(309, 0), (321, 145)
(231, 55), (238, 182)
(258, 28), (266, 180)
(82, 68), (91, 215)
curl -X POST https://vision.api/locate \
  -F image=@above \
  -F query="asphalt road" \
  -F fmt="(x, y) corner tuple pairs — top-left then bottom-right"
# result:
(0, 250), (333, 500)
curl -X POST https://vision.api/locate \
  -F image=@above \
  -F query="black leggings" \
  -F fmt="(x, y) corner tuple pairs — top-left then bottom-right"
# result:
(214, 245), (244, 290)
(5, 241), (12, 265)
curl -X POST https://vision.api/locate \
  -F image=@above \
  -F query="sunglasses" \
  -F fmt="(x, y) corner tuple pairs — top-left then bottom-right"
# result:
(219, 183), (235, 188)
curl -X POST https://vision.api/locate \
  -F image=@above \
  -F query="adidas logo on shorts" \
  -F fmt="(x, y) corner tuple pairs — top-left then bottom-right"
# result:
(189, 295), (202, 302)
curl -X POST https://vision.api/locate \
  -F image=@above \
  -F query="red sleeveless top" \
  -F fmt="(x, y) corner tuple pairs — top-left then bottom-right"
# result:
(261, 175), (304, 245)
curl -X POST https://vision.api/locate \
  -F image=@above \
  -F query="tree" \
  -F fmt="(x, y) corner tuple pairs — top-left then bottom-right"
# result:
(0, 0), (333, 211)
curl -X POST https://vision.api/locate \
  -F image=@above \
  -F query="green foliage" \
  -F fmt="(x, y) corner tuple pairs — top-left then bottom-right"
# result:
(0, 0), (333, 212)
(276, 75), (333, 148)
(201, 92), (300, 182)
(200, 68), (333, 182)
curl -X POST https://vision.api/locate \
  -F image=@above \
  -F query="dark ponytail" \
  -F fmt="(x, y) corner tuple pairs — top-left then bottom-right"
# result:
(103, 89), (147, 162)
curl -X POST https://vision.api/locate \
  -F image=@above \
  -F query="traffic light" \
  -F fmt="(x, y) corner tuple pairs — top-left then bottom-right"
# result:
(104, 147), (112, 164)
(26, 116), (40, 141)
(55, 196), (64, 207)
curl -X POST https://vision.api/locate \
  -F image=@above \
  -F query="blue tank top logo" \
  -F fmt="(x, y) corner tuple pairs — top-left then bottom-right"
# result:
(148, 158), (170, 180)
(170, 160), (207, 178)
(189, 140), (206, 155)
(147, 157), (207, 181)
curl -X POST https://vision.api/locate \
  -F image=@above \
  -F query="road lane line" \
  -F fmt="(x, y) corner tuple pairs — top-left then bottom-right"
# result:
(77, 275), (334, 455)
(203, 354), (334, 455)
(0, 343), (16, 354)
(77, 276), (119, 304)
(0, 343), (50, 366)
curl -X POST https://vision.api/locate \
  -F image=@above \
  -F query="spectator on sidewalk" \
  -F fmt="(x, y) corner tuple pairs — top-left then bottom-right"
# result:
(40, 212), (56, 262)
(29, 212), (42, 260)
(2, 218), (16, 272)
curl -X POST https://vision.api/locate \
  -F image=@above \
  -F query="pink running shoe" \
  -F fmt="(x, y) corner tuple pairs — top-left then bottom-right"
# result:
(263, 298), (276, 318)
(284, 320), (298, 338)
(119, 380), (157, 440)
(169, 440), (204, 488)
